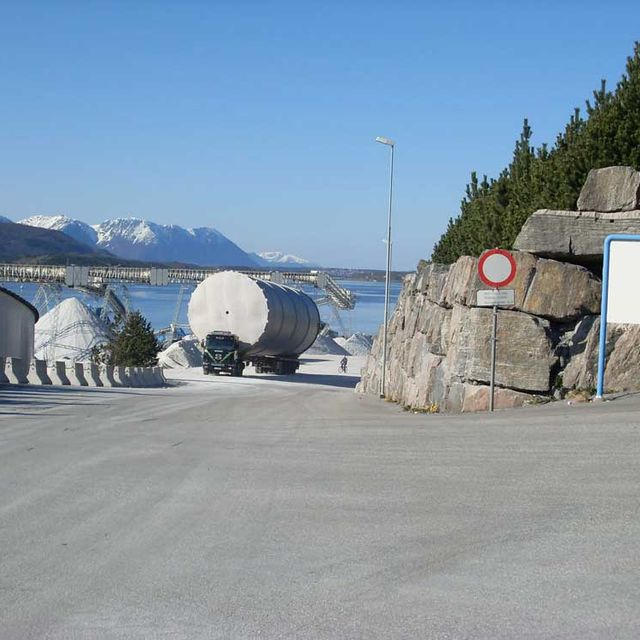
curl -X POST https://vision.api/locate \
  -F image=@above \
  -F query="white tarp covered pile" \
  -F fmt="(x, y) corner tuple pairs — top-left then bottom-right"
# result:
(157, 335), (203, 368)
(34, 297), (111, 362)
(335, 332), (373, 356)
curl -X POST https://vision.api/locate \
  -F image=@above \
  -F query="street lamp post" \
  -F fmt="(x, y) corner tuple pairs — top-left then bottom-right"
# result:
(375, 136), (394, 399)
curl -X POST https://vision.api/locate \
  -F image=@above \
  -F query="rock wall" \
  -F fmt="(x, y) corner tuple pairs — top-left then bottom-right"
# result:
(358, 167), (640, 412)
(357, 252), (640, 412)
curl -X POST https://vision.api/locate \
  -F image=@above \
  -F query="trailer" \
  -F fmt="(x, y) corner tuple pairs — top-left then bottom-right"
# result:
(188, 271), (321, 376)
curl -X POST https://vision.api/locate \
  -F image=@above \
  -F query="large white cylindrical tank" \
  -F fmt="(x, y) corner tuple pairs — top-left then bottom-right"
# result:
(188, 271), (320, 357)
(0, 286), (39, 369)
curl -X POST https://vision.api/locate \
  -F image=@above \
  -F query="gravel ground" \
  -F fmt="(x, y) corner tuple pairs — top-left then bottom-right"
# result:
(1, 355), (639, 639)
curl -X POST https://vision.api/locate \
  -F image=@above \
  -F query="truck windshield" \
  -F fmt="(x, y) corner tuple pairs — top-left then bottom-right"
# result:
(206, 336), (235, 350)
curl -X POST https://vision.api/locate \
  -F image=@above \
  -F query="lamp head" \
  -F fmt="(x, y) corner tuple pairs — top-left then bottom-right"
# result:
(375, 136), (395, 147)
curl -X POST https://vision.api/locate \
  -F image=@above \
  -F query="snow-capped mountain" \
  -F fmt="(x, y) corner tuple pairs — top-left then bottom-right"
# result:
(16, 215), (314, 268)
(255, 251), (318, 267)
(19, 215), (98, 247)
(95, 218), (259, 266)
(0, 215), (13, 224)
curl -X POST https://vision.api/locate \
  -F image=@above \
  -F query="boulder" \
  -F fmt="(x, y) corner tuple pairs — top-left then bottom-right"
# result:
(519, 257), (600, 321)
(513, 209), (640, 265)
(558, 316), (602, 390)
(446, 306), (556, 393)
(414, 262), (450, 302)
(559, 317), (640, 393)
(440, 256), (478, 307)
(577, 166), (640, 212)
(460, 384), (534, 412)
(604, 324), (640, 391)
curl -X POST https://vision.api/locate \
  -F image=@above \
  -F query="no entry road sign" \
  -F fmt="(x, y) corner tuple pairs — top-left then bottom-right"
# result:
(478, 249), (516, 288)
(477, 248), (517, 413)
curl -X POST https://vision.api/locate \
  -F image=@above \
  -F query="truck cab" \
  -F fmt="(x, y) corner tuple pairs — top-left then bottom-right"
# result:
(202, 331), (245, 377)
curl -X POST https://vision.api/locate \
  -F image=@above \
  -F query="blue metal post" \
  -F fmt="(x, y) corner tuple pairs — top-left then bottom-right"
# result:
(595, 233), (640, 398)
(595, 236), (612, 398)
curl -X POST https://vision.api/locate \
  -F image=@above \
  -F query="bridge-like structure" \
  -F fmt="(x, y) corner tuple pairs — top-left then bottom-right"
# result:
(0, 264), (356, 310)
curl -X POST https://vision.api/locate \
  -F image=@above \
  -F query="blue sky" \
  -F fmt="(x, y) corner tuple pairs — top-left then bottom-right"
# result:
(1, 1), (639, 269)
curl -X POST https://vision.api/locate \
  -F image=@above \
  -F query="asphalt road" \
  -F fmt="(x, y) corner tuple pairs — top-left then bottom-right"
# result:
(1, 360), (639, 639)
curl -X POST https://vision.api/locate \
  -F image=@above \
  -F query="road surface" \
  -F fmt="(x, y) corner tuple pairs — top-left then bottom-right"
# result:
(1, 356), (639, 639)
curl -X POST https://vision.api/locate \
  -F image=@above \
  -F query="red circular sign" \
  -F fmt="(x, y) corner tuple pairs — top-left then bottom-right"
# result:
(478, 249), (516, 288)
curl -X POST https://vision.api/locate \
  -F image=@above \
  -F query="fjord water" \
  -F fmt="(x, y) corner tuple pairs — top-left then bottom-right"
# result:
(5, 279), (402, 337)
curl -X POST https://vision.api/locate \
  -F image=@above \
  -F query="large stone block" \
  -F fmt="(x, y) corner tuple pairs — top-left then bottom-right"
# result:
(520, 257), (600, 321)
(513, 209), (640, 265)
(440, 256), (478, 307)
(604, 325), (640, 391)
(446, 306), (556, 392)
(415, 301), (451, 355)
(554, 316), (640, 394)
(403, 351), (444, 409)
(558, 316), (601, 390)
(414, 262), (451, 303)
(577, 166), (640, 212)
(460, 384), (533, 412)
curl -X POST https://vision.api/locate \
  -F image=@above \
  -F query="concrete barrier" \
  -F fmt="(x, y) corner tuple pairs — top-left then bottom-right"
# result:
(7, 358), (29, 384)
(152, 366), (167, 387)
(27, 359), (52, 385)
(125, 367), (140, 387)
(85, 363), (103, 387)
(68, 362), (89, 387)
(137, 367), (149, 387)
(113, 366), (129, 387)
(99, 365), (118, 387)
(141, 367), (157, 387)
(49, 361), (71, 386)
(0, 357), (9, 384)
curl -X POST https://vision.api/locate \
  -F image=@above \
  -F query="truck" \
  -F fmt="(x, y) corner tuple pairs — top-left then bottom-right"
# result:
(188, 271), (321, 377)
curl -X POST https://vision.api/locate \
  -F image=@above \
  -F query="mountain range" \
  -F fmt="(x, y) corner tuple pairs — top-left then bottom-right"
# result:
(0, 219), (114, 264)
(7, 215), (317, 267)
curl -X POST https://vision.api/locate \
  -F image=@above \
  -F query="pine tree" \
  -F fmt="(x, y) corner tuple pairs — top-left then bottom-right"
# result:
(106, 311), (160, 367)
(431, 42), (640, 264)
